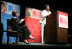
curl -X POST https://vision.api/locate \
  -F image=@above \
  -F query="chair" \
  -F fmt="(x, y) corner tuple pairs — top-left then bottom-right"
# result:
(7, 19), (24, 44)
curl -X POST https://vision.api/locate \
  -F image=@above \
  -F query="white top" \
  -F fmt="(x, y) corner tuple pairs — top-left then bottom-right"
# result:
(40, 10), (51, 25)
(13, 17), (17, 18)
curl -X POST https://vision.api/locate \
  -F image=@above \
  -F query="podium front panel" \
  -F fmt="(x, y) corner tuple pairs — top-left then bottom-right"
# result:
(45, 11), (68, 43)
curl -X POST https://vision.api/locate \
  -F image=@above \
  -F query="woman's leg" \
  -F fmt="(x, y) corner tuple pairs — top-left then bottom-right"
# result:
(23, 25), (35, 39)
(24, 26), (31, 39)
(40, 23), (45, 44)
(22, 25), (35, 44)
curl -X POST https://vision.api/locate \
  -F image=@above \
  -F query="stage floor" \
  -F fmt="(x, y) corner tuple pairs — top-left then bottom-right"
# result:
(1, 42), (71, 48)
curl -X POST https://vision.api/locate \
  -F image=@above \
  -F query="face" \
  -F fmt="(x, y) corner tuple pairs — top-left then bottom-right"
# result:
(46, 5), (50, 11)
(16, 12), (19, 17)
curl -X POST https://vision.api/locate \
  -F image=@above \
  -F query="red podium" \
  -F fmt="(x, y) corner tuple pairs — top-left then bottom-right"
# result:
(45, 11), (68, 43)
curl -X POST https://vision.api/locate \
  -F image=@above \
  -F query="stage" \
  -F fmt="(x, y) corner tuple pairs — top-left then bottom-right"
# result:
(1, 1), (71, 48)
(0, 42), (71, 48)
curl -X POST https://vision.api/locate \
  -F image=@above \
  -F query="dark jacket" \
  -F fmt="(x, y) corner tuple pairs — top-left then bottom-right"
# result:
(11, 18), (24, 33)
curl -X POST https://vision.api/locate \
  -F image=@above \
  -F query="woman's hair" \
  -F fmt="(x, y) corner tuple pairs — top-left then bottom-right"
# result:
(44, 4), (50, 9)
(12, 10), (18, 16)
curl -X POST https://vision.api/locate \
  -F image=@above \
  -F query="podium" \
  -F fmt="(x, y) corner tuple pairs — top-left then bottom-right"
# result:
(45, 11), (68, 43)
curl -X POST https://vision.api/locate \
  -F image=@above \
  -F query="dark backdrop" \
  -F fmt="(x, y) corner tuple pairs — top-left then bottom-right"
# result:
(1, 0), (71, 18)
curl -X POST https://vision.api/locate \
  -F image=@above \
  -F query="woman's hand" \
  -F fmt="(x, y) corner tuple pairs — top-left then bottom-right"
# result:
(20, 18), (25, 23)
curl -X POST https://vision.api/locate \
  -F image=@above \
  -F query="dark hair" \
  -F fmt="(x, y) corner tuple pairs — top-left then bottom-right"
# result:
(45, 4), (50, 9)
(12, 10), (18, 16)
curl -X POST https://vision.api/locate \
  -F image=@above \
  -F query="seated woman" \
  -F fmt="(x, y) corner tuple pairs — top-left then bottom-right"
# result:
(11, 10), (35, 44)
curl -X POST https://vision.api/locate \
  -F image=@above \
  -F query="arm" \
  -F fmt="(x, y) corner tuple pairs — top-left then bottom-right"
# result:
(41, 11), (48, 18)
(41, 11), (48, 22)
(42, 11), (51, 18)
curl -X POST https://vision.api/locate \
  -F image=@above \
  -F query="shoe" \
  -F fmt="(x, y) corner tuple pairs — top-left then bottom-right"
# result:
(29, 35), (36, 39)
(29, 37), (36, 39)
(24, 40), (29, 44)
(24, 41), (29, 44)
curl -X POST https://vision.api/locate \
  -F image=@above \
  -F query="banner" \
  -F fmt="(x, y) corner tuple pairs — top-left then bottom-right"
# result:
(1, 1), (20, 43)
(7, 2), (13, 14)
(1, 1), (7, 13)
(25, 8), (42, 19)
(58, 11), (68, 28)
(25, 8), (42, 42)
(1, 1), (20, 16)
(7, 2), (20, 16)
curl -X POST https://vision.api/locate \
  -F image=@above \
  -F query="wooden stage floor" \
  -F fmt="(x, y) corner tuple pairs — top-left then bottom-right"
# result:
(0, 42), (71, 48)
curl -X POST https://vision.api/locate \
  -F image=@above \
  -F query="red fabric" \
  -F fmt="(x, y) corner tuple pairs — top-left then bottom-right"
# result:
(58, 11), (68, 16)
(59, 11), (68, 28)
(25, 17), (41, 42)
(60, 17), (63, 23)
(31, 9), (42, 18)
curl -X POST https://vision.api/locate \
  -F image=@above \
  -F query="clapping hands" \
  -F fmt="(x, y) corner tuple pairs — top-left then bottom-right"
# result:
(20, 18), (25, 23)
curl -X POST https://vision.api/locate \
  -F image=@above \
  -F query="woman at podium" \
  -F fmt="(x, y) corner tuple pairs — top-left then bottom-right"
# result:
(40, 4), (51, 44)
